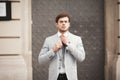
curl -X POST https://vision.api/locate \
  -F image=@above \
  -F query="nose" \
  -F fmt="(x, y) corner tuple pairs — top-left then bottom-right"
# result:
(62, 21), (66, 24)
(62, 23), (65, 26)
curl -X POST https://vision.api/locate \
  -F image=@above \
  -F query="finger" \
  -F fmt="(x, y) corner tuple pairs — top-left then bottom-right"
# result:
(56, 44), (59, 48)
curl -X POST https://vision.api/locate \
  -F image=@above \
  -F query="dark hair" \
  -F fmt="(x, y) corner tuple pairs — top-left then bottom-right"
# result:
(55, 13), (71, 23)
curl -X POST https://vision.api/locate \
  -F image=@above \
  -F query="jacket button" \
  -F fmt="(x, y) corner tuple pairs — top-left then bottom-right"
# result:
(59, 59), (62, 61)
(59, 67), (61, 69)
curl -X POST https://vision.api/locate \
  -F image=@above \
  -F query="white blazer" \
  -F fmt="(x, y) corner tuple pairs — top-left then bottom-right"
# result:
(38, 32), (85, 80)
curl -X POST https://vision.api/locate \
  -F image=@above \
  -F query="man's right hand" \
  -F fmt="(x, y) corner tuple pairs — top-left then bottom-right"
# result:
(52, 42), (63, 53)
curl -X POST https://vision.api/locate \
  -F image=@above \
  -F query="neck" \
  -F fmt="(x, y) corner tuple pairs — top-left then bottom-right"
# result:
(59, 30), (68, 34)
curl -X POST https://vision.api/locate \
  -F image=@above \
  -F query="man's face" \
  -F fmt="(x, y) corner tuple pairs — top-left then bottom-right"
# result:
(56, 17), (70, 33)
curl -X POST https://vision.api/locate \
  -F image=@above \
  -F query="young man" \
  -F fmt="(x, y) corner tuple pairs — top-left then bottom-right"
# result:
(38, 13), (85, 80)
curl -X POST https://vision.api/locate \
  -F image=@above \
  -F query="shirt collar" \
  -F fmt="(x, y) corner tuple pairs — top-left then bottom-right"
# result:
(57, 31), (69, 38)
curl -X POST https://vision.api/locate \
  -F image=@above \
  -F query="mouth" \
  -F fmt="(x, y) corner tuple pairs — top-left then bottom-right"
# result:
(61, 26), (66, 28)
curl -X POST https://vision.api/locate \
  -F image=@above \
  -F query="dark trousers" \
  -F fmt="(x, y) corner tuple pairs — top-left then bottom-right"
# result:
(57, 73), (68, 80)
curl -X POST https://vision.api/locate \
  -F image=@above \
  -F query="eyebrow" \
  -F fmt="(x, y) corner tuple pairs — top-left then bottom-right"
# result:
(59, 20), (69, 23)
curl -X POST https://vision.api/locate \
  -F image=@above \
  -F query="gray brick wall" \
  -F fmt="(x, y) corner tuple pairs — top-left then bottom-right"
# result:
(32, 0), (104, 80)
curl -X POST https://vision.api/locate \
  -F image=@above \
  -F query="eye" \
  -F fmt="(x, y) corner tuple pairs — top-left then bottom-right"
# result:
(59, 20), (68, 23)
(65, 21), (68, 23)
(60, 21), (63, 23)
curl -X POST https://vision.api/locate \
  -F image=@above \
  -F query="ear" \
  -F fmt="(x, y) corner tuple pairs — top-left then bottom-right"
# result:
(55, 23), (58, 28)
(68, 22), (70, 27)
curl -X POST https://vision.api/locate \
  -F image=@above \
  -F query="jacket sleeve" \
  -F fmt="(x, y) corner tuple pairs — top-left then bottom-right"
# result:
(38, 38), (55, 65)
(67, 37), (85, 62)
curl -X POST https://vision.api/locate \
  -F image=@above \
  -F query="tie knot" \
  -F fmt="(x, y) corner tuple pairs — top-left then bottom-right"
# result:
(60, 34), (64, 37)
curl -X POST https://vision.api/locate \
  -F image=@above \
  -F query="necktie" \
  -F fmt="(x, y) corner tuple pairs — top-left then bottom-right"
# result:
(60, 34), (65, 68)
(60, 34), (66, 47)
